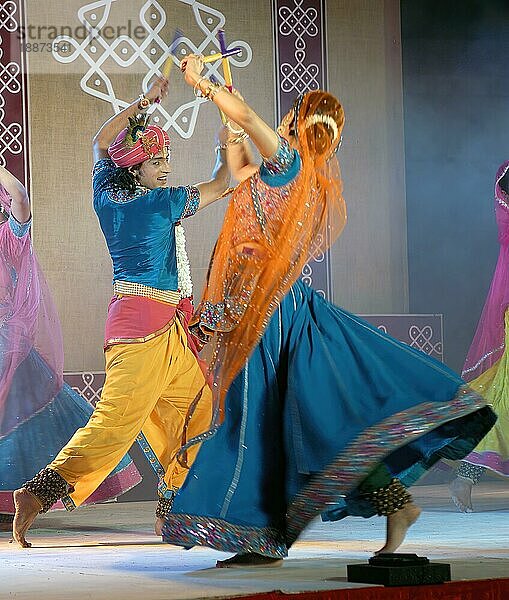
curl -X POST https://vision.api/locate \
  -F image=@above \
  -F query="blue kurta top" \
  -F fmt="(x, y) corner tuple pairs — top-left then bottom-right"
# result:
(93, 158), (200, 291)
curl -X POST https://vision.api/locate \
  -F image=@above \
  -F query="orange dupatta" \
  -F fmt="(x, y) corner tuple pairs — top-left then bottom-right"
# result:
(192, 90), (347, 420)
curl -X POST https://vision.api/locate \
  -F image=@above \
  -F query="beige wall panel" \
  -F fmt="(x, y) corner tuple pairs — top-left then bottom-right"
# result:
(327, 0), (408, 312)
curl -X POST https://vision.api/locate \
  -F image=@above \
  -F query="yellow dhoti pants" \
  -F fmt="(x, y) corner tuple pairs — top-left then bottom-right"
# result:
(48, 317), (212, 508)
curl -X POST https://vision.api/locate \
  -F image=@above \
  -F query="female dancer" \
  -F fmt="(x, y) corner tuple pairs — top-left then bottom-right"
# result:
(161, 54), (496, 565)
(450, 161), (509, 512)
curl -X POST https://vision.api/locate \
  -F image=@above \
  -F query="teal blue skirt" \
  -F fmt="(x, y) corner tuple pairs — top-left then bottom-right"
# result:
(162, 280), (495, 557)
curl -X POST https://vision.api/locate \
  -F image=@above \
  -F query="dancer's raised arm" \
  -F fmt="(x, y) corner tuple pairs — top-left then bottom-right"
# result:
(219, 90), (259, 182)
(181, 54), (280, 159)
(92, 76), (169, 162)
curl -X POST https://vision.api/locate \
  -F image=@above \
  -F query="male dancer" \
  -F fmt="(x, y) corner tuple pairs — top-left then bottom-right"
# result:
(13, 75), (230, 547)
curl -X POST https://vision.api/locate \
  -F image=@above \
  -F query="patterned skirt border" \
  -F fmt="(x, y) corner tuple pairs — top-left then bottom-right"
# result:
(61, 461), (141, 512)
(285, 385), (490, 544)
(162, 515), (288, 558)
(463, 451), (509, 478)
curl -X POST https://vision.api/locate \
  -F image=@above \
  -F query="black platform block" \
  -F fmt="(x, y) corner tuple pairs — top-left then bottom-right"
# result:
(347, 553), (451, 587)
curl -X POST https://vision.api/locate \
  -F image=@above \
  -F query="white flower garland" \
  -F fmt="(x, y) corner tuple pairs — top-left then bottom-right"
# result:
(175, 223), (193, 299)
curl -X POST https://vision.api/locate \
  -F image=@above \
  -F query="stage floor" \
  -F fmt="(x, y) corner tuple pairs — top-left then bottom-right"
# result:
(2, 482), (509, 599)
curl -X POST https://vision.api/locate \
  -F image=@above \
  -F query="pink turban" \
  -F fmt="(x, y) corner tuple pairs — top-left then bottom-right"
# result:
(108, 122), (171, 168)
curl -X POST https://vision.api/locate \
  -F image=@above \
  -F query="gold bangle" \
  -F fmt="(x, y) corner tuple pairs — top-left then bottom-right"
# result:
(214, 132), (249, 153)
(193, 76), (208, 98)
(226, 120), (245, 135)
(203, 82), (224, 101)
(228, 132), (250, 145)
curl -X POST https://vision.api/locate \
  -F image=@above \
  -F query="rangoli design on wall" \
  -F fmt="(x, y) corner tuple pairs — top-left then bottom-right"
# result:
(52, 0), (252, 138)
(278, 0), (320, 95)
(362, 315), (444, 361)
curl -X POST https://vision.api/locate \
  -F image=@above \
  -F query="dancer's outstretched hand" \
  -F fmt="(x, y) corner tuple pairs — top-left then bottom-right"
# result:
(146, 76), (169, 103)
(180, 53), (204, 86)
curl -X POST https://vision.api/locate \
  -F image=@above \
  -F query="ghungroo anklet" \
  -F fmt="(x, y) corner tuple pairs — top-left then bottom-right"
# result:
(457, 461), (484, 485)
(155, 494), (175, 520)
(23, 468), (71, 513)
(370, 478), (413, 516)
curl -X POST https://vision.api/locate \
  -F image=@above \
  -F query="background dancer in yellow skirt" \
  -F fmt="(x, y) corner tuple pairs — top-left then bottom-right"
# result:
(450, 161), (509, 512)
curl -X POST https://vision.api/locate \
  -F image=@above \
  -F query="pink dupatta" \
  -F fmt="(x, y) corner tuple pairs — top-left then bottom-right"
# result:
(0, 186), (63, 437)
(462, 161), (509, 381)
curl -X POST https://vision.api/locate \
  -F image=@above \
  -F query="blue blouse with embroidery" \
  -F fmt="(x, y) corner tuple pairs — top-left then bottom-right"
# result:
(259, 135), (301, 187)
(93, 158), (200, 291)
(8, 214), (32, 238)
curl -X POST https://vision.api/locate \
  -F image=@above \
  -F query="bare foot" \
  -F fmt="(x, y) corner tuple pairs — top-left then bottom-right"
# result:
(154, 517), (164, 536)
(216, 553), (284, 568)
(375, 502), (421, 554)
(12, 488), (42, 548)
(449, 477), (473, 513)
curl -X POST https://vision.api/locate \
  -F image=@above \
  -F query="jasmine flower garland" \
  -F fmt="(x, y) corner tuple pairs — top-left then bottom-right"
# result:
(175, 223), (193, 299)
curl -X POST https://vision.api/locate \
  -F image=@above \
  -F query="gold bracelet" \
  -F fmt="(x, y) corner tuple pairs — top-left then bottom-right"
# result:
(228, 132), (250, 145)
(214, 132), (249, 153)
(193, 76), (208, 98)
(226, 120), (245, 135)
(203, 81), (224, 101)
